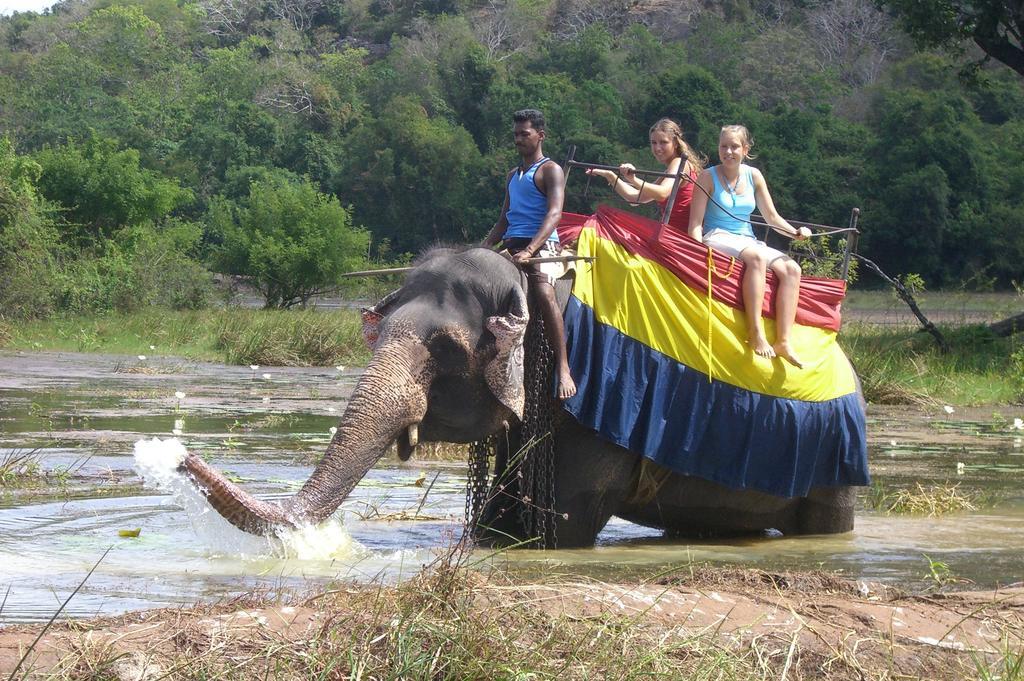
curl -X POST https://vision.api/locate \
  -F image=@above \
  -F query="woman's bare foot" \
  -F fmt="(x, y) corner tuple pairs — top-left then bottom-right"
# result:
(557, 366), (578, 401)
(748, 334), (776, 359)
(773, 341), (803, 369)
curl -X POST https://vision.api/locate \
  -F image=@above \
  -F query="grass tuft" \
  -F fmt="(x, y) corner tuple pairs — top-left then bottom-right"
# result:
(0, 448), (42, 485)
(868, 482), (977, 516)
(214, 309), (369, 366)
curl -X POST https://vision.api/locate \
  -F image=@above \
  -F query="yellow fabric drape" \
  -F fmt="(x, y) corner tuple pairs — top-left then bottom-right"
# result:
(572, 228), (856, 402)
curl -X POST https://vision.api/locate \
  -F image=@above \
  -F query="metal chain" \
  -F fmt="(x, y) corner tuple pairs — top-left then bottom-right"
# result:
(518, 308), (558, 548)
(465, 434), (493, 535)
(463, 294), (560, 548)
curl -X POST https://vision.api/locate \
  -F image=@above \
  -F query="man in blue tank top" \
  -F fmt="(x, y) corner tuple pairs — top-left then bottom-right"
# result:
(483, 109), (577, 400)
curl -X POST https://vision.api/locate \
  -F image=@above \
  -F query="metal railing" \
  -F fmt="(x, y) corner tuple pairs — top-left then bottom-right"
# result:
(562, 146), (861, 281)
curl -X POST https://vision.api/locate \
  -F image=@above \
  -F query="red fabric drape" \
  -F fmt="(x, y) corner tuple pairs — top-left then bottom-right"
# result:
(557, 205), (844, 332)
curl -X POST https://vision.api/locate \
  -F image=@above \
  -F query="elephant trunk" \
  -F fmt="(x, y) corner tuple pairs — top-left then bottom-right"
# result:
(179, 337), (431, 535)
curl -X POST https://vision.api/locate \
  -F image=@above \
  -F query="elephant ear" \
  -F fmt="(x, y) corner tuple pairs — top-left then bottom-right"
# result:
(484, 283), (529, 420)
(361, 289), (401, 350)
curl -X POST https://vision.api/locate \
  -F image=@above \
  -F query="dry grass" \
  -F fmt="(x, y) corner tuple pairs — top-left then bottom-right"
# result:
(870, 482), (978, 516)
(8, 547), (1024, 680)
(412, 441), (470, 462)
(6, 568), (807, 680)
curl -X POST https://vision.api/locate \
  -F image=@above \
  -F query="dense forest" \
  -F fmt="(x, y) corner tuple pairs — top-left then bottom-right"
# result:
(1, 0), (1022, 316)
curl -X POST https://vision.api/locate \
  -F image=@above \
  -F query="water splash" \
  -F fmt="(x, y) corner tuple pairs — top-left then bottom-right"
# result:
(278, 521), (362, 561)
(132, 438), (363, 561)
(133, 437), (188, 487)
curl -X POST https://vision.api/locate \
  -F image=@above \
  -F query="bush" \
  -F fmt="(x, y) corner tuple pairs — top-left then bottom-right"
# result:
(1012, 345), (1024, 403)
(128, 220), (213, 310)
(53, 222), (213, 314)
(0, 137), (60, 318)
(210, 176), (369, 308)
(0, 216), (59, 318)
(52, 242), (134, 314)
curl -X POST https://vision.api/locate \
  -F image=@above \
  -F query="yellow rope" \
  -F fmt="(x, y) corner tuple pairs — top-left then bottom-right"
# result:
(705, 248), (737, 383)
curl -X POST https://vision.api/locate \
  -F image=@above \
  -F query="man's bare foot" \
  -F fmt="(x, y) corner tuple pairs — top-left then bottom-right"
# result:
(773, 341), (803, 369)
(748, 335), (775, 359)
(557, 367), (578, 401)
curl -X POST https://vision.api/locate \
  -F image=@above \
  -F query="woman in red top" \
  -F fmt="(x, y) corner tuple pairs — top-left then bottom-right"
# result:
(586, 118), (705, 234)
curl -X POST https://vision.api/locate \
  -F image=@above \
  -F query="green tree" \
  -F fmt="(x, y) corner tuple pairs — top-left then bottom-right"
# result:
(537, 24), (613, 82)
(879, 0), (1024, 76)
(864, 163), (952, 280)
(640, 65), (734, 154)
(210, 177), (369, 308)
(34, 137), (190, 233)
(180, 98), (281, 197)
(7, 5), (188, 152)
(738, 106), (870, 229)
(334, 95), (489, 252)
(71, 5), (172, 92)
(34, 136), (192, 241)
(862, 80), (991, 283)
(438, 41), (498, 147)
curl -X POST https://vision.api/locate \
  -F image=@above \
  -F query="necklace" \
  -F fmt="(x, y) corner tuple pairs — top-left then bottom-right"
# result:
(719, 167), (742, 206)
(722, 169), (741, 195)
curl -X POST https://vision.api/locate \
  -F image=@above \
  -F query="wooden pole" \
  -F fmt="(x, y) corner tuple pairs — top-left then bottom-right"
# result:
(340, 255), (595, 278)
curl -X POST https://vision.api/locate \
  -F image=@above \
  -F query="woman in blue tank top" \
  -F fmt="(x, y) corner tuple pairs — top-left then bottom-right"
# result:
(688, 125), (812, 368)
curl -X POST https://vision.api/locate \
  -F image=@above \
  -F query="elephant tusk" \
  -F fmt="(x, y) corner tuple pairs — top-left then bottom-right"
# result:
(397, 422), (420, 461)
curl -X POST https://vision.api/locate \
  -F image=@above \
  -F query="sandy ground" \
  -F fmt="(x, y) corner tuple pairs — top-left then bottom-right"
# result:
(2, 568), (1022, 679)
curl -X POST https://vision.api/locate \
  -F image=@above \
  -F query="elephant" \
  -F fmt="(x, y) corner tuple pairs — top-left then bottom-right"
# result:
(180, 245), (865, 548)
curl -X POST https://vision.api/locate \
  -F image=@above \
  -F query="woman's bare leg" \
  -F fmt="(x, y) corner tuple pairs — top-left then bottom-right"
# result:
(770, 257), (803, 368)
(740, 248), (773, 359)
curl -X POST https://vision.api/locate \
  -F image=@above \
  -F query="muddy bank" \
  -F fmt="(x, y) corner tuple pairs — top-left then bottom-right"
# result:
(2, 567), (1022, 679)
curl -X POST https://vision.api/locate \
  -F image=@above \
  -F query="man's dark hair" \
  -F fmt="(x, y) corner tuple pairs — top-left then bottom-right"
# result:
(513, 109), (545, 131)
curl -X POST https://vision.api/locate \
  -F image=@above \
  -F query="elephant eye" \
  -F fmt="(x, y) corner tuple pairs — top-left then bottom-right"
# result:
(427, 332), (469, 373)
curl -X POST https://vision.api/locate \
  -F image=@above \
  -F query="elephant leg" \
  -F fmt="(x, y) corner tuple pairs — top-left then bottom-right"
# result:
(545, 422), (638, 548)
(796, 486), (856, 534)
(547, 485), (617, 548)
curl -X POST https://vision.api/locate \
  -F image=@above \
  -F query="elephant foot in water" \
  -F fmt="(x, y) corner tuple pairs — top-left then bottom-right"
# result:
(473, 490), (616, 549)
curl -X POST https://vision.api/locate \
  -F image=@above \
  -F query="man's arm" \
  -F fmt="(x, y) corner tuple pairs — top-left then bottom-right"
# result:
(482, 170), (514, 247)
(515, 161), (564, 262)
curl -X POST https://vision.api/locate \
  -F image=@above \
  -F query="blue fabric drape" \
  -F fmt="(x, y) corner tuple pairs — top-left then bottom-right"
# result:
(562, 296), (869, 497)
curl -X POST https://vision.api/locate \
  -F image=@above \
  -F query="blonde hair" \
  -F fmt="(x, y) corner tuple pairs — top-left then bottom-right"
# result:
(649, 118), (706, 172)
(719, 124), (757, 160)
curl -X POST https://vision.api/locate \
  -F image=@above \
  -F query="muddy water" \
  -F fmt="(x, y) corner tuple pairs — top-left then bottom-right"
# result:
(1, 351), (1022, 623)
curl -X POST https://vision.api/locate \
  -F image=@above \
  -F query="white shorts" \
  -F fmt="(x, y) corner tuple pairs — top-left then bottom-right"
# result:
(703, 229), (787, 263)
(502, 238), (566, 285)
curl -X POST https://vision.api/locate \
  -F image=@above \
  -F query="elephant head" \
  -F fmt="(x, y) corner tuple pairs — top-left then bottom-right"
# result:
(180, 247), (529, 534)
